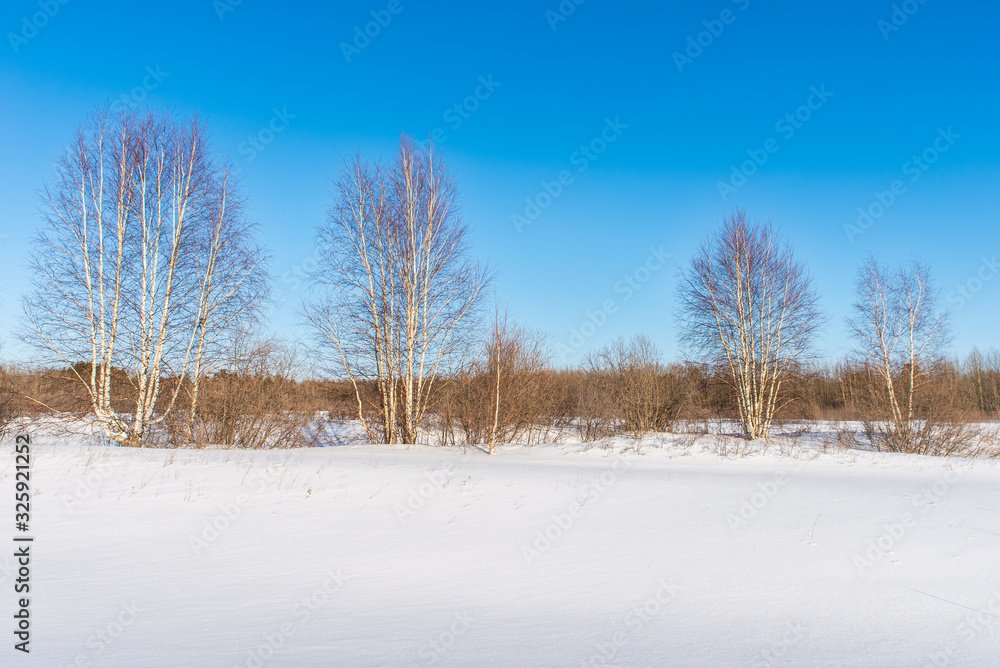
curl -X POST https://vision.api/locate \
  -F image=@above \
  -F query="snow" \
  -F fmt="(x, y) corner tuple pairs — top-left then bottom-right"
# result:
(4, 423), (1000, 667)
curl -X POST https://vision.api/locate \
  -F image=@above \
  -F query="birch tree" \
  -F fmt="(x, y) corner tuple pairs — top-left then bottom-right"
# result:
(846, 256), (957, 452)
(184, 166), (269, 440)
(306, 136), (488, 444)
(678, 211), (820, 439)
(23, 106), (266, 446)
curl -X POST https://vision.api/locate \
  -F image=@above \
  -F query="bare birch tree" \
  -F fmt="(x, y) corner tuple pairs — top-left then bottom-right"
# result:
(183, 166), (269, 440)
(845, 256), (975, 453)
(678, 211), (820, 440)
(306, 135), (488, 444)
(22, 106), (266, 446)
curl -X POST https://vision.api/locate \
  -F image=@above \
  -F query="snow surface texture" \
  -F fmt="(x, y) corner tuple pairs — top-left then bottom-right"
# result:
(3, 425), (1000, 667)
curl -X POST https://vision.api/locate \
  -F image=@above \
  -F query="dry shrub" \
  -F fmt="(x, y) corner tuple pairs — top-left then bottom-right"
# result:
(170, 337), (313, 449)
(583, 336), (688, 438)
(574, 372), (616, 442)
(435, 314), (553, 450)
(679, 364), (736, 424)
(963, 348), (1000, 416)
(0, 366), (20, 438)
(853, 363), (992, 456)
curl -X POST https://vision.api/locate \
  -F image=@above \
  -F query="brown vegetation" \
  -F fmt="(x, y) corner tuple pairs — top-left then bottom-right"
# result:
(6, 350), (997, 450)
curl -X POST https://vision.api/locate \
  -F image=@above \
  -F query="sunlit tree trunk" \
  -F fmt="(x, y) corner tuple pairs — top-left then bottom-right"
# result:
(678, 211), (821, 440)
(24, 107), (265, 446)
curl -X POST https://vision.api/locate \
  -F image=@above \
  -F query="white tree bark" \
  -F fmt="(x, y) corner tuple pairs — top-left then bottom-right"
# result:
(24, 107), (265, 446)
(679, 211), (820, 440)
(308, 136), (488, 445)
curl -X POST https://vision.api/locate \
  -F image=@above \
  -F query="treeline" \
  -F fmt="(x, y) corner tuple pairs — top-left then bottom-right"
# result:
(4, 344), (998, 447)
(6, 105), (998, 456)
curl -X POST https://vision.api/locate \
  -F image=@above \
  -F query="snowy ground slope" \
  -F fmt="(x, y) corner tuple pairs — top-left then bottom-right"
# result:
(3, 430), (1000, 667)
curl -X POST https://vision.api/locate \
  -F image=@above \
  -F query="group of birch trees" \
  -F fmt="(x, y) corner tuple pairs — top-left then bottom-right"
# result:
(678, 211), (961, 452)
(24, 107), (265, 446)
(23, 106), (490, 448)
(20, 106), (965, 452)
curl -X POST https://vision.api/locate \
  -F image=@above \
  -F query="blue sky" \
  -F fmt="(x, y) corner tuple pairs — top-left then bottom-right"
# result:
(1, 0), (997, 367)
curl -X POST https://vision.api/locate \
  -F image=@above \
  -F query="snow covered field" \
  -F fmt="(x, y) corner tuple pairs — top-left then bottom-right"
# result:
(4, 426), (1000, 667)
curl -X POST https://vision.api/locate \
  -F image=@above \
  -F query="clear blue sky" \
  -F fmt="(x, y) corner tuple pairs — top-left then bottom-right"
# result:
(1, 0), (997, 367)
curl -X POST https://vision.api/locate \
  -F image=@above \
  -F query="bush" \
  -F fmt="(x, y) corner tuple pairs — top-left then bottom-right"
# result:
(168, 338), (314, 449)
(583, 336), (688, 438)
